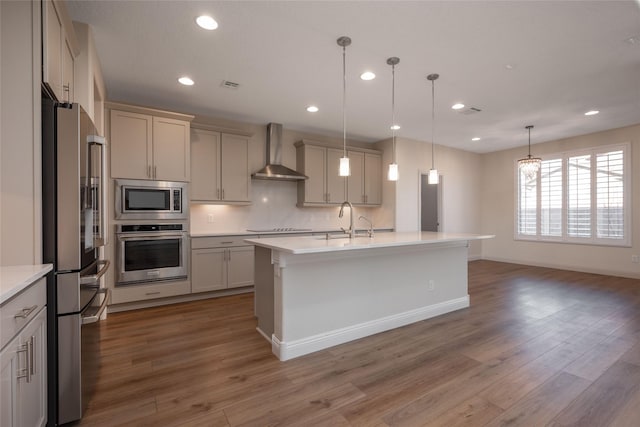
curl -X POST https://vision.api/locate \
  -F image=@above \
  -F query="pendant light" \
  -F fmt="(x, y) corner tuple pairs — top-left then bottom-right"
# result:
(427, 73), (439, 185)
(337, 36), (351, 176)
(518, 125), (541, 179)
(387, 57), (400, 181)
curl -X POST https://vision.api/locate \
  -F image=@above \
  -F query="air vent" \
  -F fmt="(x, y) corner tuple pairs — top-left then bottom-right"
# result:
(221, 80), (240, 89)
(457, 107), (482, 115)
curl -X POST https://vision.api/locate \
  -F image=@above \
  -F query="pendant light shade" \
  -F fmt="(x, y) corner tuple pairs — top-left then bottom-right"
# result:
(387, 57), (400, 181)
(427, 74), (439, 185)
(337, 36), (351, 177)
(518, 125), (541, 179)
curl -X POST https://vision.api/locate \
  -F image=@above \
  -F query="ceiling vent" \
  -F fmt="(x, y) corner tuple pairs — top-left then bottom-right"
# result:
(221, 80), (240, 89)
(457, 107), (482, 115)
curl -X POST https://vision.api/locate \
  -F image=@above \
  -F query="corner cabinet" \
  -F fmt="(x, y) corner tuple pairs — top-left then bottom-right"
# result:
(295, 141), (346, 206)
(295, 140), (381, 207)
(108, 104), (194, 182)
(191, 237), (255, 293)
(190, 128), (251, 204)
(1, 277), (48, 427)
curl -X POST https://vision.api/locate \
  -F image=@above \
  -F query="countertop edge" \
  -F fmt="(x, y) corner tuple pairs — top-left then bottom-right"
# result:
(0, 264), (53, 305)
(244, 233), (495, 255)
(191, 228), (394, 238)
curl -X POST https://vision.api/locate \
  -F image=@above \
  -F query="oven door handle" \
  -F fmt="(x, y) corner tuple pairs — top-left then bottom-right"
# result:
(82, 288), (110, 325)
(80, 260), (110, 285)
(118, 234), (186, 241)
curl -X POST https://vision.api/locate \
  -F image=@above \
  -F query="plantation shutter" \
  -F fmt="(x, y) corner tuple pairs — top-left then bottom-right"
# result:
(518, 169), (537, 235)
(567, 154), (591, 237)
(596, 150), (624, 239)
(540, 159), (562, 237)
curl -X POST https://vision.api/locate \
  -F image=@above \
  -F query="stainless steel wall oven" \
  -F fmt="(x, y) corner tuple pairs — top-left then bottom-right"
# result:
(116, 224), (188, 285)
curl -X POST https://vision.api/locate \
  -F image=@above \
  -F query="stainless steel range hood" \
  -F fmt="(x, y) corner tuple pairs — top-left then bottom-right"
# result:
(252, 123), (308, 181)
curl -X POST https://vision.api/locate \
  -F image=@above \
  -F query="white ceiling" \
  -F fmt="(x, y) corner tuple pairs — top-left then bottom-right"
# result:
(67, 1), (640, 153)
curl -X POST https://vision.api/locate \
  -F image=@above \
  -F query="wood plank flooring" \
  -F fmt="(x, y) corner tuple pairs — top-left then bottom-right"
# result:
(77, 261), (640, 426)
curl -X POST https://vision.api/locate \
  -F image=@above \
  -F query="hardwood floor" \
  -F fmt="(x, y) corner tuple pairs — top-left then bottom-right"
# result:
(77, 261), (640, 426)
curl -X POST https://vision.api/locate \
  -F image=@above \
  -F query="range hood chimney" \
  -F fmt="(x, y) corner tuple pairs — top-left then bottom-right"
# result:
(252, 123), (308, 181)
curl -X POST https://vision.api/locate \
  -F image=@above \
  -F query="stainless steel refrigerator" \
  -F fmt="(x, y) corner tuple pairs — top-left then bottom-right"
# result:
(42, 98), (110, 425)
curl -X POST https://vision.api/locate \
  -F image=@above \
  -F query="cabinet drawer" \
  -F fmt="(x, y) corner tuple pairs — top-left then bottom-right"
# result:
(191, 235), (257, 249)
(110, 279), (191, 305)
(1, 277), (46, 351)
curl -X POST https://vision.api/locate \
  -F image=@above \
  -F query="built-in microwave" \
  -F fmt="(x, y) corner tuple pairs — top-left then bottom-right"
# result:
(115, 179), (188, 220)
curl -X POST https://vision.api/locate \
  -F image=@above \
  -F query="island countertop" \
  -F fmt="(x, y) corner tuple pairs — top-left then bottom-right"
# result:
(245, 231), (494, 255)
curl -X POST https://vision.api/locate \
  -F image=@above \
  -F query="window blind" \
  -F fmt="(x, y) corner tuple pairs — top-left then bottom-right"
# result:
(540, 159), (562, 237)
(567, 154), (591, 237)
(596, 150), (624, 239)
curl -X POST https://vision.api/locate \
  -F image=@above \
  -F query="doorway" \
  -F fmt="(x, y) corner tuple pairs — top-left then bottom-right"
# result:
(420, 174), (440, 232)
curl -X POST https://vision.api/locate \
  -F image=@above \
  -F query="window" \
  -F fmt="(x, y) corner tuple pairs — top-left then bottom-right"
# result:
(516, 143), (630, 246)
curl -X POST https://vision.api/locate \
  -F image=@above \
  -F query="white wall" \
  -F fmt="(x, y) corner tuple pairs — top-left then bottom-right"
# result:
(0, 0), (42, 265)
(480, 123), (640, 279)
(190, 123), (389, 234)
(392, 137), (483, 258)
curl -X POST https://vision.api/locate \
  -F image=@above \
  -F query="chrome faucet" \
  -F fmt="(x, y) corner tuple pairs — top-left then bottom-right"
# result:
(359, 215), (374, 238)
(339, 201), (354, 238)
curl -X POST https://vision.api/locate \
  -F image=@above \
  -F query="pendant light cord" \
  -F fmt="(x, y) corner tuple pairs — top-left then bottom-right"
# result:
(431, 78), (435, 169)
(342, 45), (347, 158)
(391, 63), (396, 164)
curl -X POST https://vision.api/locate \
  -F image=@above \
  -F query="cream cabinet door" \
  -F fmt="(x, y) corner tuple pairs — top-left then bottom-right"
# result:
(220, 134), (250, 202)
(190, 129), (221, 201)
(0, 335), (19, 427)
(300, 145), (326, 204)
(110, 110), (153, 180)
(62, 38), (74, 103)
(227, 246), (255, 289)
(191, 249), (226, 293)
(364, 153), (382, 205)
(347, 151), (365, 204)
(152, 117), (190, 182)
(18, 308), (47, 427)
(43, 0), (63, 101)
(326, 148), (346, 204)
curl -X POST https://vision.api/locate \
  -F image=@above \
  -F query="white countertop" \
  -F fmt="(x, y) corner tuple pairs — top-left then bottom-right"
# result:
(245, 231), (494, 255)
(0, 264), (53, 305)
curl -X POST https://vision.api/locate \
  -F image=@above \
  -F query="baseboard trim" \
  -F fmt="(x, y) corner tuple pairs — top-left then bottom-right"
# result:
(272, 296), (470, 361)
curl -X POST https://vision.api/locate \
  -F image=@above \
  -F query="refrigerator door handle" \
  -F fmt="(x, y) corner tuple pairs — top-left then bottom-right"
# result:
(79, 260), (110, 285)
(81, 288), (110, 324)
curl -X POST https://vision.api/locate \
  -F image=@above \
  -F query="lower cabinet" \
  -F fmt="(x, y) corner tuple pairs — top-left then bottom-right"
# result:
(0, 307), (47, 427)
(191, 237), (255, 293)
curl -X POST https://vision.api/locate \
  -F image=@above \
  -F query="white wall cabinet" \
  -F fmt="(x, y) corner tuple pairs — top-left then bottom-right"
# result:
(43, 0), (77, 103)
(1, 277), (47, 427)
(348, 151), (381, 205)
(191, 128), (250, 203)
(109, 106), (193, 182)
(295, 141), (346, 206)
(191, 237), (255, 293)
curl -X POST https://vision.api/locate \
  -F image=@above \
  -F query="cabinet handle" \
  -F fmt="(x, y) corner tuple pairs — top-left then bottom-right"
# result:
(16, 342), (31, 383)
(227, 249), (231, 261)
(147, 165), (152, 178)
(222, 189), (225, 199)
(154, 166), (157, 179)
(14, 305), (38, 319)
(28, 336), (35, 376)
(145, 291), (161, 296)
(63, 84), (70, 103)
(217, 189), (220, 199)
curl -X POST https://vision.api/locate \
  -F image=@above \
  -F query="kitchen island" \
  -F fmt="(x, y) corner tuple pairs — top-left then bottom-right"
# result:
(246, 231), (493, 361)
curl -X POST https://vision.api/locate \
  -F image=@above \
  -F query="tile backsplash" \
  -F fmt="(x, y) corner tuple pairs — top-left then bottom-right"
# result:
(190, 180), (390, 234)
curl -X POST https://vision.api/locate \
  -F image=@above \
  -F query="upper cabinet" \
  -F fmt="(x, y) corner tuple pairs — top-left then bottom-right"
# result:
(43, 0), (79, 103)
(348, 150), (382, 205)
(295, 140), (381, 207)
(295, 141), (345, 206)
(108, 103), (194, 182)
(191, 127), (251, 204)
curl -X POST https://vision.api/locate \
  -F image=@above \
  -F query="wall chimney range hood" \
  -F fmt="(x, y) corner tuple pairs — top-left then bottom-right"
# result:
(252, 123), (308, 181)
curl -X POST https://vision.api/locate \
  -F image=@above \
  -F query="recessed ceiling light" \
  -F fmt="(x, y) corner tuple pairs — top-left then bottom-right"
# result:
(472, 137), (481, 141)
(178, 76), (194, 86)
(306, 105), (319, 113)
(360, 71), (375, 81)
(585, 110), (599, 116)
(390, 125), (400, 130)
(196, 15), (218, 30)
(624, 35), (640, 45)
(504, 64), (515, 70)
(452, 103), (465, 110)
